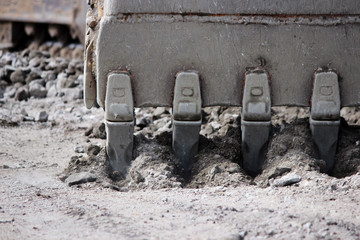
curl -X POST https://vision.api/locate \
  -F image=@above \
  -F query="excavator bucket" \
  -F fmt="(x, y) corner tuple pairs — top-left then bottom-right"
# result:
(84, 0), (360, 175)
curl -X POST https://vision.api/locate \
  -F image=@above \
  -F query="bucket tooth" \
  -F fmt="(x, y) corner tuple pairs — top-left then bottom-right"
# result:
(0, 22), (23, 49)
(105, 72), (134, 176)
(241, 69), (271, 176)
(172, 71), (202, 173)
(310, 71), (340, 173)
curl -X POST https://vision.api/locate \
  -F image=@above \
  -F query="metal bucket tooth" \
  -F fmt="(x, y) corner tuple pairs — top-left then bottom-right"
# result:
(106, 121), (134, 176)
(172, 71), (202, 173)
(105, 72), (134, 176)
(310, 71), (340, 173)
(0, 22), (23, 49)
(241, 69), (271, 176)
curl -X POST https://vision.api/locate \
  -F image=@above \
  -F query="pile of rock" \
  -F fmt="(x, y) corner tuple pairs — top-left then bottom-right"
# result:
(0, 43), (84, 103)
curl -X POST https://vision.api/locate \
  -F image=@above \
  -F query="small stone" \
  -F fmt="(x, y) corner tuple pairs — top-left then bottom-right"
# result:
(238, 231), (248, 240)
(65, 76), (79, 88)
(87, 16), (97, 28)
(84, 126), (93, 136)
(279, 143), (288, 153)
(20, 48), (30, 57)
(200, 124), (213, 136)
(37, 111), (48, 122)
(77, 75), (84, 88)
(10, 69), (25, 84)
(153, 107), (167, 117)
(23, 116), (35, 122)
(14, 87), (29, 101)
(210, 121), (222, 130)
(4, 65), (16, 77)
(46, 85), (57, 98)
(65, 172), (96, 186)
(268, 167), (292, 179)
(20, 108), (28, 116)
(136, 117), (151, 129)
(25, 70), (41, 84)
(66, 60), (77, 75)
(210, 165), (221, 179)
(130, 170), (144, 183)
(4, 86), (16, 99)
(91, 122), (106, 139)
(273, 173), (302, 187)
(49, 45), (61, 58)
(86, 144), (101, 156)
(74, 146), (85, 153)
(45, 80), (56, 90)
(60, 48), (72, 59)
(0, 68), (6, 80)
(13, 82), (23, 89)
(29, 79), (45, 87)
(0, 80), (8, 88)
(227, 165), (241, 174)
(41, 71), (56, 81)
(56, 73), (68, 89)
(29, 83), (47, 98)
(61, 88), (83, 101)
(28, 57), (41, 67)
(72, 47), (84, 60)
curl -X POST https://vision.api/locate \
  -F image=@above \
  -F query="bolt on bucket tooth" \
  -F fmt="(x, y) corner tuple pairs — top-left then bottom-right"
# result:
(241, 69), (271, 176)
(172, 71), (202, 173)
(310, 70), (340, 173)
(104, 72), (134, 176)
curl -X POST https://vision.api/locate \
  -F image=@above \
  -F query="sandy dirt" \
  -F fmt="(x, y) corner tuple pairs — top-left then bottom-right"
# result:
(1, 45), (360, 239)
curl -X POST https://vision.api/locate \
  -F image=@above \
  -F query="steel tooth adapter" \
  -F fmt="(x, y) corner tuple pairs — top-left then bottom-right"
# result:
(172, 71), (202, 173)
(310, 71), (340, 173)
(105, 72), (134, 176)
(241, 69), (271, 176)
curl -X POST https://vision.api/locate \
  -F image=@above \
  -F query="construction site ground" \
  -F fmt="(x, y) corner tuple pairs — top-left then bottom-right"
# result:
(0, 44), (360, 239)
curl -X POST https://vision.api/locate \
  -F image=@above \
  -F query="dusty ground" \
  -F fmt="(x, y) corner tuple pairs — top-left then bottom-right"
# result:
(1, 45), (360, 239)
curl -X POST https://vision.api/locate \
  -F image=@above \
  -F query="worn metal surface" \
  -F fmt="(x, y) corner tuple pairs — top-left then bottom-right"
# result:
(106, 121), (134, 175)
(241, 70), (271, 175)
(0, 22), (23, 48)
(105, 73), (134, 122)
(0, 0), (87, 43)
(172, 71), (201, 172)
(173, 120), (201, 173)
(310, 120), (339, 173)
(104, 0), (360, 15)
(241, 70), (271, 121)
(0, 0), (74, 25)
(311, 71), (340, 121)
(105, 72), (134, 175)
(84, 40), (97, 109)
(310, 71), (340, 173)
(173, 71), (202, 121)
(96, 14), (360, 107)
(241, 121), (271, 176)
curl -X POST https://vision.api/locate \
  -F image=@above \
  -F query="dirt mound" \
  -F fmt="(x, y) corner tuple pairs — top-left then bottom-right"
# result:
(61, 115), (360, 190)
(333, 119), (360, 178)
